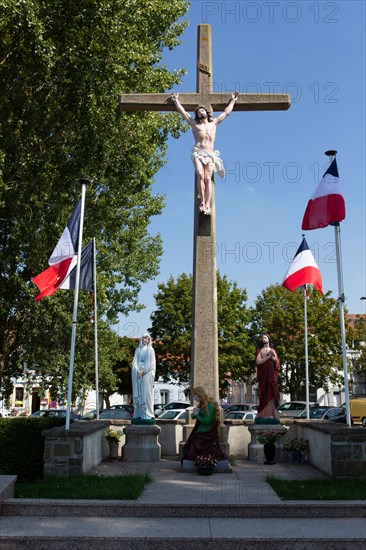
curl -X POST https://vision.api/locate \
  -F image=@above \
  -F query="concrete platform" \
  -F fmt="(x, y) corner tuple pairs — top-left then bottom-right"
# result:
(1, 458), (365, 549)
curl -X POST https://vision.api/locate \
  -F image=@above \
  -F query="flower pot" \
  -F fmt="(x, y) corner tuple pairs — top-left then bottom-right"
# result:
(263, 442), (276, 465)
(290, 451), (304, 464)
(197, 466), (214, 476)
(109, 442), (119, 459)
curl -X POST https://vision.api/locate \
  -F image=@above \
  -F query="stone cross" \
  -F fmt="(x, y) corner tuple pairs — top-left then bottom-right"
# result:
(119, 24), (290, 402)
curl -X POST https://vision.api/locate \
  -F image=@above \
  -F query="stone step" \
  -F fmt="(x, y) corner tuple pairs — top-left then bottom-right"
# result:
(0, 516), (365, 549)
(2, 498), (366, 518)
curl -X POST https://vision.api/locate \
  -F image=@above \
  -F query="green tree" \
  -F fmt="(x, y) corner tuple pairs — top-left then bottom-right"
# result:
(251, 284), (343, 399)
(21, 313), (125, 409)
(347, 314), (366, 379)
(149, 272), (253, 394)
(0, 0), (189, 387)
(110, 336), (138, 402)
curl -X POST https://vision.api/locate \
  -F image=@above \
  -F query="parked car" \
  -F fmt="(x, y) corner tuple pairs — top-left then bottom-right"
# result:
(328, 409), (353, 425)
(155, 401), (190, 417)
(296, 406), (351, 424)
(158, 409), (189, 420)
(98, 409), (132, 420)
(81, 409), (105, 420)
(277, 401), (318, 418)
(224, 403), (258, 414)
(31, 409), (81, 420)
(224, 411), (256, 423)
(31, 410), (45, 417)
(109, 404), (134, 417)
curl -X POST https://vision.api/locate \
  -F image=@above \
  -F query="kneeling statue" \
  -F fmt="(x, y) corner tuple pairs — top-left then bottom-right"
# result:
(182, 386), (227, 462)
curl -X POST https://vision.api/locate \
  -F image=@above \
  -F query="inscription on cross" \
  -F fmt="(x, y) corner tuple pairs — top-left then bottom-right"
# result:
(119, 25), (291, 401)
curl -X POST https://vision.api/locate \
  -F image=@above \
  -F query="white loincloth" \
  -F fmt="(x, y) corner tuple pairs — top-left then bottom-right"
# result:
(191, 147), (225, 178)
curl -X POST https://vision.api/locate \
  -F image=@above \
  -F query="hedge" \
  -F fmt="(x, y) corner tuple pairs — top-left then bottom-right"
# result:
(0, 417), (65, 481)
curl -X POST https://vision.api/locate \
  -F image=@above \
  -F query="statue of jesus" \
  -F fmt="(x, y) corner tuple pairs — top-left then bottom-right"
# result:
(171, 92), (238, 215)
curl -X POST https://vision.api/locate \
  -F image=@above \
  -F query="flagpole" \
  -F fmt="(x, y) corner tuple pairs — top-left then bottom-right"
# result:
(325, 150), (351, 427)
(304, 284), (310, 419)
(65, 179), (88, 431)
(92, 237), (100, 419)
(333, 222), (351, 425)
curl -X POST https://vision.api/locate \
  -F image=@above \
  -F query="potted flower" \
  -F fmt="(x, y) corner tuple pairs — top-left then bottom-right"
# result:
(195, 454), (217, 475)
(257, 430), (280, 465)
(104, 429), (121, 459)
(284, 438), (308, 463)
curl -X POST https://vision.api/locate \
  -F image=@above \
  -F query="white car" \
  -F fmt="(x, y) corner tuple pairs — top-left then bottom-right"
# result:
(277, 401), (318, 418)
(154, 401), (190, 417)
(223, 403), (258, 414)
(158, 409), (189, 420)
(224, 411), (256, 423)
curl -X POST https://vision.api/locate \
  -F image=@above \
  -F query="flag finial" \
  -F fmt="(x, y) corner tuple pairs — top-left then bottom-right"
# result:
(325, 150), (337, 157)
(79, 178), (91, 186)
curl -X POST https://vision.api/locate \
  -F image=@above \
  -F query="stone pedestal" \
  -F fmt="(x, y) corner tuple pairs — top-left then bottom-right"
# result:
(122, 424), (161, 462)
(181, 459), (232, 473)
(248, 424), (287, 463)
(178, 414), (231, 472)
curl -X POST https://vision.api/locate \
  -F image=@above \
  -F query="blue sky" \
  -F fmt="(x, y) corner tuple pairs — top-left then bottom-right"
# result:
(116, 0), (366, 338)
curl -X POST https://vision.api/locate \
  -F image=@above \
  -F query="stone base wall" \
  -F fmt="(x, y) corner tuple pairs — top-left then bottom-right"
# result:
(41, 418), (366, 478)
(157, 419), (184, 455)
(224, 421), (253, 459)
(42, 421), (110, 477)
(293, 420), (366, 477)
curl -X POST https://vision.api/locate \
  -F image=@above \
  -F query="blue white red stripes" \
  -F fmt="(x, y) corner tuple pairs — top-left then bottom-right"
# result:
(60, 241), (93, 291)
(282, 238), (322, 293)
(32, 201), (85, 301)
(302, 158), (345, 230)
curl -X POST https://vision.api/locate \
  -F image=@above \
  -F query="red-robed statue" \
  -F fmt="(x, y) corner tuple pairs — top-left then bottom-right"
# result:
(255, 333), (280, 419)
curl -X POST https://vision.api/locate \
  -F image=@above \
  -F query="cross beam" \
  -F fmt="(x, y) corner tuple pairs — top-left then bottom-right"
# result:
(119, 92), (290, 112)
(118, 25), (291, 403)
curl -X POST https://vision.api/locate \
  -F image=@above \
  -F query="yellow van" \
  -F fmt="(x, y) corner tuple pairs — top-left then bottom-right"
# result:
(349, 398), (366, 426)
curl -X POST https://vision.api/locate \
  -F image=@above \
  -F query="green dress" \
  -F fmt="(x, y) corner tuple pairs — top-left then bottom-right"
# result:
(182, 402), (227, 461)
(191, 402), (216, 432)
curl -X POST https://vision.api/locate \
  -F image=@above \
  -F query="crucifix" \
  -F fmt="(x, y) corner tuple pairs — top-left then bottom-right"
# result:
(119, 24), (291, 402)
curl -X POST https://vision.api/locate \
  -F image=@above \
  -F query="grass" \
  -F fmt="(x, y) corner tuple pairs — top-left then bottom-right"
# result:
(15, 473), (151, 500)
(267, 476), (366, 500)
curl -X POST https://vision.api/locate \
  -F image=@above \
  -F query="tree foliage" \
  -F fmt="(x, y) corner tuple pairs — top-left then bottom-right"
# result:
(347, 315), (366, 377)
(106, 336), (138, 405)
(149, 272), (253, 394)
(0, 0), (189, 387)
(250, 285), (344, 399)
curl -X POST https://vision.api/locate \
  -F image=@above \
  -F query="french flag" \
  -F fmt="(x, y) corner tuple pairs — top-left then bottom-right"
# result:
(60, 241), (93, 291)
(32, 201), (81, 301)
(302, 158), (345, 230)
(282, 238), (323, 293)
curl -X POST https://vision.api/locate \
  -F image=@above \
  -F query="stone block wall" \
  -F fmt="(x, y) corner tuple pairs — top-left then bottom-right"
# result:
(42, 421), (109, 477)
(331, 429), (366, 476)
(294, 420), (366, 477)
